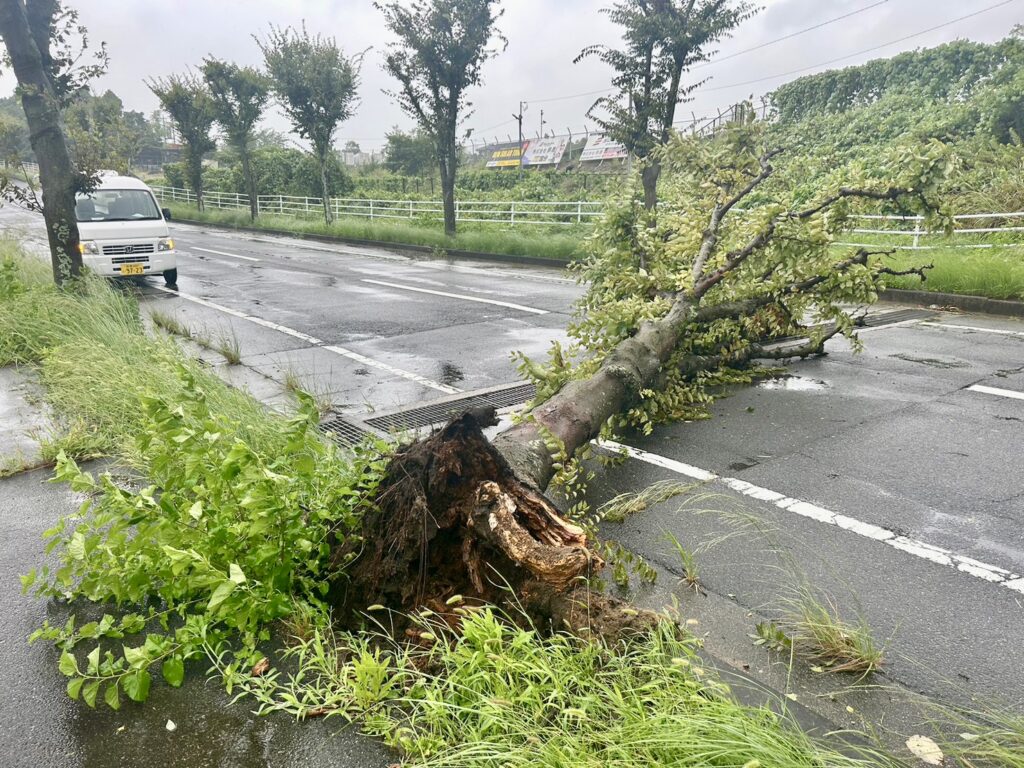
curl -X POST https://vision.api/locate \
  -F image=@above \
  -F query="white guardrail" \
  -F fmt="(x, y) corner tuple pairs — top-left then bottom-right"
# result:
(151, 186), (603, 227)
(147, 186), (1024, 250)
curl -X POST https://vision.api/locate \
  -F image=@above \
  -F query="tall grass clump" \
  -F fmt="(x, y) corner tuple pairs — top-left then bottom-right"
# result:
(236, 606), (897, 768)
(0, 242), (275, 457)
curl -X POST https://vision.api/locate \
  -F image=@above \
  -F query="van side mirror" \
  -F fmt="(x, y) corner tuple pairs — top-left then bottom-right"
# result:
(162, 207), (172, 221)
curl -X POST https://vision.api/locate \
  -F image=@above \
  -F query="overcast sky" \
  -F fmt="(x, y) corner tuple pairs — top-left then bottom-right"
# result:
(2, 0), (1020, 151)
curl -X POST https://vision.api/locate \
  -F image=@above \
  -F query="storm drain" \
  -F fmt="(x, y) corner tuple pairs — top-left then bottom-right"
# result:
(317, 415), (378, 447)
(365, 381), (537, 433)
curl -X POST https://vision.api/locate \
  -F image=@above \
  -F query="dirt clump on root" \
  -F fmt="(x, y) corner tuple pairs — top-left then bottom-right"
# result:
(335, 411), (659, 638)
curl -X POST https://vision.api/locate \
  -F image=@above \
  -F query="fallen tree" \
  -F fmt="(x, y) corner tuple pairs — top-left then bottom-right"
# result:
(341, 125), (952, 632)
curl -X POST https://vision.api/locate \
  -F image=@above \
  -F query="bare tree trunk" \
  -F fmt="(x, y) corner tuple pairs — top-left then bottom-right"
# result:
(240, 147), (257, 221)
(641, 161), (661, 211)
(440, 153), (456, 237)
(494, 295), (693, 489)
(319, 151), (332, 226)
(0, 0), (82, 286)
(187, 151), (204, 212)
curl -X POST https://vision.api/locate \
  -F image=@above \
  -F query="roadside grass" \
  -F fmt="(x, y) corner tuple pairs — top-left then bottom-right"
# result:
(166, 203), (583, 262)
(851, 241), (1024, 301)
(282, 367), (333, 417)
(782, 586), (885, 677)
(595, 480), (695, 523)
(663, 530), (702, 593)
(0, 242), (300, 459)
(935, 708), (1024, 768)
(231, 605), (897, 768)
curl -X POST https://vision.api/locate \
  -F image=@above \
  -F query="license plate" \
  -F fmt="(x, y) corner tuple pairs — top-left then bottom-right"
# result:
(120, 263), (145, 276)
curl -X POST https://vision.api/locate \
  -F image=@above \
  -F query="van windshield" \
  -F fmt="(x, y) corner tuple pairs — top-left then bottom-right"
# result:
(75, 189), (161, 222)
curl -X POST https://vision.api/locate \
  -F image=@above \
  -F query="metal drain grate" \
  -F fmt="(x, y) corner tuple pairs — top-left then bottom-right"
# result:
(365, 381), (536, 433)
(317, 415), (377, 447)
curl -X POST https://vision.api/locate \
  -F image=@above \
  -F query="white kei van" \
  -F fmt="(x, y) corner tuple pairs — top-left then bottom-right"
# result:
(75, 173), (177, 286)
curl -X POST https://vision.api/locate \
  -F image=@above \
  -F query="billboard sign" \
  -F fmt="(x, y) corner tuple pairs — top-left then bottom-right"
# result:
(485, 141), (524, 168)
(521, 136), (569, 167)
(580, 134), (628, 162)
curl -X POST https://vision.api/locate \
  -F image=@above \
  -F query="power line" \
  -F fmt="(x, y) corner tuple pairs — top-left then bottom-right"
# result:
(691, 0), (892, 69)
(699, 0), (1018, 93)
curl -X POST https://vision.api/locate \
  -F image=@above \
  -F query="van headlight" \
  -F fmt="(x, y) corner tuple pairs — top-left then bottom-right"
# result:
(158, 238), (175, 252)
(78, 240), (99, 255)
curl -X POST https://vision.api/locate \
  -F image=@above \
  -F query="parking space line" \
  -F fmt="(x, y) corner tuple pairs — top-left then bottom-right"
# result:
(599, 440), (1024, 595)
(191, 246), (260, 262)
(361, 278), (550, 315)
(967, 384), (1024, 401)
(153, 286), (460, 394)
(922, 321), (1024, 339)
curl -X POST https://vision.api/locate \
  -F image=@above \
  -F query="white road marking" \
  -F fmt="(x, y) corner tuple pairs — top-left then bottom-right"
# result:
(361, 278), (550, 315)
(600, 441), (1024, 595)
(153, 286), (459, 393)
(922, 321), (1024, 339)
(598, 440), (717, 482)
(967, 384), (1024, 401)
(191, 246), (260, 262)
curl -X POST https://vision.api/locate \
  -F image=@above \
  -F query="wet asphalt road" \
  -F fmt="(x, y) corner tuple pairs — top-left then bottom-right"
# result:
(1, 208), (1023, 762)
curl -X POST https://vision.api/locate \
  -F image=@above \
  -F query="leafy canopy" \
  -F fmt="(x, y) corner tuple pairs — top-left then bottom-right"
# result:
(257, 24), (362, 159)
(376, 0), (505, 152)
(579, 0), (757, 159)
(200, 57), (270, 151)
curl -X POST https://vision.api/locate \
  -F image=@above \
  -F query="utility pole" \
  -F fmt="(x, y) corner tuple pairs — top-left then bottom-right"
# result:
(540, 108), (545, 138)
(513, 100), (526, 179)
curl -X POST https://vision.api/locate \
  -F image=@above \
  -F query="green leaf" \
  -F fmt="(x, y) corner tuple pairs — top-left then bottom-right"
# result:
(228, 563), (246, 585)
(66, 676), (84, 700)
(207, 580), (236, 613)
(68, 531), (86, 560)
(162, 656), (185, 688)
(123, 645), (148, 669)
(188, 501), (203, 520)
(19, 569), (36, 593)
(58, 650), (79, 677)
(104, 681), (121, 711)
(122, 669), (151, 702)
(82, 679), (101, 708)
(86, 646), (101, 674)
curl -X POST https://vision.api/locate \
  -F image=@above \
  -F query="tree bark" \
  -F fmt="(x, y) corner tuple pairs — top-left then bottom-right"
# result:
(239, 146), (257, 221)
(187, 150), (204, 212)
(318, 150), (332, 226)
(0, 0), (82, 286)
(439, 134), (456, 237)
(641, 161), (661, 212)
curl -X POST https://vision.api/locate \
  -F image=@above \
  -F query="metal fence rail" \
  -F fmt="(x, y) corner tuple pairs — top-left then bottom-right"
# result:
(151, 185), (603, 226)
(150, 185), (1024, 250)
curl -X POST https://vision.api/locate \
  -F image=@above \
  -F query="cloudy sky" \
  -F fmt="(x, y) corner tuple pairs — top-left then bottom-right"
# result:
(2, 0), (1020, 151)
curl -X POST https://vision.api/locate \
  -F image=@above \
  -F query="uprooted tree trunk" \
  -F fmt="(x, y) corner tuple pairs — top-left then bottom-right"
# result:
(337, 144), (941, 636)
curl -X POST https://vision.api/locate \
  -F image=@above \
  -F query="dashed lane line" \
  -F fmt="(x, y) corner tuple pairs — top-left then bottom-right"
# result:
(153, 286), (460, 394)
(191, 246), (260, 262)
(361, 278), (550, 315)
(598, 439), (1024, 596)
(967, 384), (1024, 402)
(922, 321), (1024, 339)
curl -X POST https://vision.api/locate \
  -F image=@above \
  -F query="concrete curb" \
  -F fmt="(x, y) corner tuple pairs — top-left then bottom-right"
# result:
(879, 288), (1024, 318)
(173, 217), (1024, 317)
(173, 217), (576, 269)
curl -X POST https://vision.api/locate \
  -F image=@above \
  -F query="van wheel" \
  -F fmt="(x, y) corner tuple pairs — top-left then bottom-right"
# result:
(163, 268), (178, 287)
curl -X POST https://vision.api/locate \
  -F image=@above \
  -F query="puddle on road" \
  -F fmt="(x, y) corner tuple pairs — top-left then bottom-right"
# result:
(757, 375), (829, 392)
(439, 362), (465, 385)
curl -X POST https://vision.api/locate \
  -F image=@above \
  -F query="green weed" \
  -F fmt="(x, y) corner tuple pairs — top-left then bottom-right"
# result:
(596, 480), (695, 523)
(782, 587), (884, 677)
(167, 203), (583, 262)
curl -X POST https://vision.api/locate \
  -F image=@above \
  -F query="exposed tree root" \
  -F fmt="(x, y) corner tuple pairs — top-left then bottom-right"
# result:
(336, 410), (659, 639)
